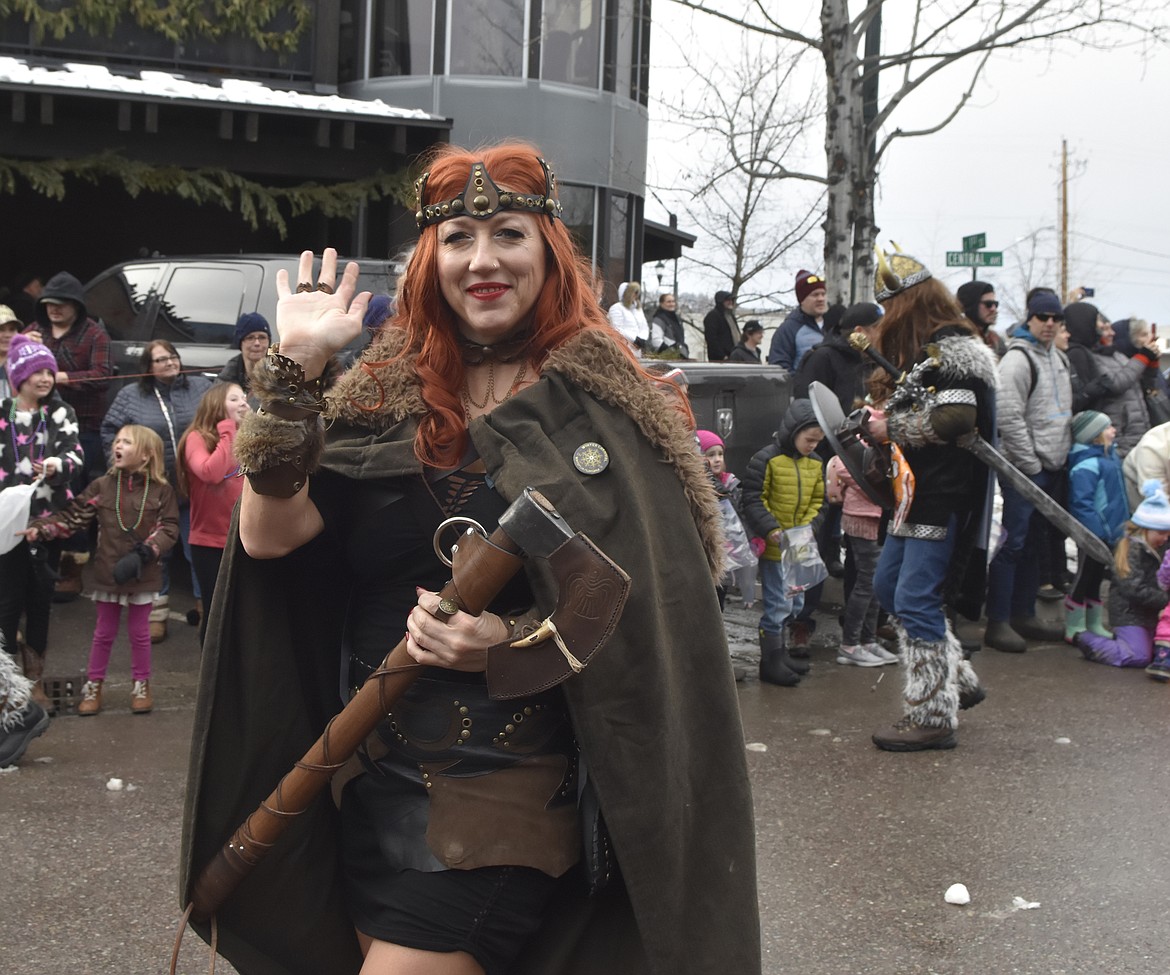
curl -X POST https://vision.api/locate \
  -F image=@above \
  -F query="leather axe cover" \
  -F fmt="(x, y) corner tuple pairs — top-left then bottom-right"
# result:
(487, 533), (630, 700)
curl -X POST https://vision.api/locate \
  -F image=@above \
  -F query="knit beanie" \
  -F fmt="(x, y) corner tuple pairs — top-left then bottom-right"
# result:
(696, 430), (724, 454)
(1026, 292), (1063, 318)
(363, 294), (394, 332)
(1072, 411), (1111, 445)
(6, 334), (58, 391)
(795, 270), (826, 304)
(1132, 479), (1170, 531)
(233, 312), (271, 349)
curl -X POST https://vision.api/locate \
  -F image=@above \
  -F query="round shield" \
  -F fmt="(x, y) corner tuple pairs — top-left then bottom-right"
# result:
(807, 382), (893, 510)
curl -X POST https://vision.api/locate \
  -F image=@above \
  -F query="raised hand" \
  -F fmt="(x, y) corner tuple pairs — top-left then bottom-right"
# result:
(273, 248), (372, 378)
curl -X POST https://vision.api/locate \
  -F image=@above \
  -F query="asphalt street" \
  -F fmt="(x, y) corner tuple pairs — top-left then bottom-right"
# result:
(1, 574), (1166, 975)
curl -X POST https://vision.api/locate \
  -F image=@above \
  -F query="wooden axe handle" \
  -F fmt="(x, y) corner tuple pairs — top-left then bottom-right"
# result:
(188, 524), (525, 922)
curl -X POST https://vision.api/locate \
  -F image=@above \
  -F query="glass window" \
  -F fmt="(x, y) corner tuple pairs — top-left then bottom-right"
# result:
(86, 265), (163, 341)
(540, 0), (600, 88)
(449, 0), (526, 77)
(156, 267), (247, 345)
(338, 0), (366, 83)
(373, 0), (434, 76)
(557, 183), (596, 263)
(605, 193), (629, 302)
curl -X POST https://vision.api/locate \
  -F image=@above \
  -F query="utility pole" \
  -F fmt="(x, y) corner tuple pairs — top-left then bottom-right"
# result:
(1060, 139), (1068, 302)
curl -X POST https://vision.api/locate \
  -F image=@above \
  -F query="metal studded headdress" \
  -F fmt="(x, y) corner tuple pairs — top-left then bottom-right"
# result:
(873, 242), (932, 303)
(414, 157), (563, 229)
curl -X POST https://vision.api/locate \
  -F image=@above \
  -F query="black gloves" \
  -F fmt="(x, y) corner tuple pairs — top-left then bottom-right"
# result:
(113, 542), (155, 585)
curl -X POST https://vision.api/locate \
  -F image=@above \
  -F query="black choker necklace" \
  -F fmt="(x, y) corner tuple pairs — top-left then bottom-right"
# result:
(457, 330), (533, 365)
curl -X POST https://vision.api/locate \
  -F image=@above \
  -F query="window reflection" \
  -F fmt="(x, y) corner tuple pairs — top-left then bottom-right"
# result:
(374, 0), (433, 76)
(606, 193), (629, 304)
(557, 183), (596, 263)
(449, 0), (525, 76)
(540, 0), (600, 88)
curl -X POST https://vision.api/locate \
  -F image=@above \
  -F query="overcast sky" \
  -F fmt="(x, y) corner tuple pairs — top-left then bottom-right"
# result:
(644, 9), (1170, 328)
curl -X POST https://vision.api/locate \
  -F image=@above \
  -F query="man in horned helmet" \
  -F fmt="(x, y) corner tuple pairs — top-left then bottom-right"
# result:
(858, 246), (999, 751)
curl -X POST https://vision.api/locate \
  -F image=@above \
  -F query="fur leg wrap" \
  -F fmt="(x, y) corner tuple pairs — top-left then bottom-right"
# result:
(0, 647), (35, 729)
(897, 624), (960, 730)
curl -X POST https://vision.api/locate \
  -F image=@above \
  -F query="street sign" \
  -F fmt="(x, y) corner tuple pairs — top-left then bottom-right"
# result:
(945, 251), (1003, 267)
(962, 233), (987, 251)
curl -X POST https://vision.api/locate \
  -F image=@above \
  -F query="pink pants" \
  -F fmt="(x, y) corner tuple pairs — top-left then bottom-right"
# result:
(87, 600), (152, 682)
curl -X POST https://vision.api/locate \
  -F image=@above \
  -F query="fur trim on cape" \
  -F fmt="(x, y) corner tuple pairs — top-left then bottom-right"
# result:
(324, 327), (726, 580)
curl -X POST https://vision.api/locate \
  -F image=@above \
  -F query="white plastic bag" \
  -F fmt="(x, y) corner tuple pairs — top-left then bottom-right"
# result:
(780, 524), (828, 595)
(719, 498), (757, 572)
(0, 482), (38, 555)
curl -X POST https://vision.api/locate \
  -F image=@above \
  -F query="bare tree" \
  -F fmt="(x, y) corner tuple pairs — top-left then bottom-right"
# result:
(656, 43), (825, 305)
(670, 0), (1168, 305)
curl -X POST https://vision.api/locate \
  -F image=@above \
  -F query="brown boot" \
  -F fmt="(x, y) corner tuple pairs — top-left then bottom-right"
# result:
(78, 680), (103, 716)
(53, 551), (85, 603)
(17, 642), (54, 715)
(149, 597), (169, 644)
(872, 716), (957, 752)
(130, 679), (153, 714)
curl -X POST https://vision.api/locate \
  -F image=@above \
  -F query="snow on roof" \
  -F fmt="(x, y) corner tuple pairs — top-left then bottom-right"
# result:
(0, 56), (443, 122)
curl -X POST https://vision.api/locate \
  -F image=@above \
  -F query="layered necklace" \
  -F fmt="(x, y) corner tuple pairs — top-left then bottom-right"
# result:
(461, 358), (529, 421)
(115, 469), (151, 532)
(8, 399), (47, 466)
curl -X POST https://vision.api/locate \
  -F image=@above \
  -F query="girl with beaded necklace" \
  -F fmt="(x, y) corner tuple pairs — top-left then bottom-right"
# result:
(23, 424), (178, 715)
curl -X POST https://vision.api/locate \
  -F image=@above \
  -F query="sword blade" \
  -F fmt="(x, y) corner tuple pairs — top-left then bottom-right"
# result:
(959, 433), (1113, 565)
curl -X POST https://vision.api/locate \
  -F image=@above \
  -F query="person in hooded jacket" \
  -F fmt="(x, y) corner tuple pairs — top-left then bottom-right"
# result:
(728, 320), (764, 363)
(1065, 303), (1156, 457)
(767, 270), (828, 370)
(702, 290), (739, 361)
(740, 398), (825, 686)
(1111, 318), (1170, 427)
(791, 303), (882, 410)
(24, 271), (112, 481)
(1063, 300), (1117, 414)
(955, 281), (1007, 358)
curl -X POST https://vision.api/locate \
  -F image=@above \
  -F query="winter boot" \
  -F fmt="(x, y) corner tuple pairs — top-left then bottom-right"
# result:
(17, 641), (53, 715)
(150, 596), (169, 644)
(758, 631), (801, 687)
(1145, 643), (1170, 682)
(53, 550), (85, 603)
(1085, 600), (1113, 639)
(983, 619), (1026, 653)
(130, 680), (153, 714)
(786, 619), (812, 660)
(78, 680), (103, 716)
(0, 650), (50, 766)
(1063, 598), (1087, 644)
(872, 626), (962, 752)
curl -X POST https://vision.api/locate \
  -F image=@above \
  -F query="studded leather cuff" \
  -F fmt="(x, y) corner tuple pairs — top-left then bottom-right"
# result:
(251, 346), (341, 420)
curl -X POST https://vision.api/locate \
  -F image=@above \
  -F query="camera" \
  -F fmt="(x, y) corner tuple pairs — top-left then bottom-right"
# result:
(1081, 287), (1096, 297)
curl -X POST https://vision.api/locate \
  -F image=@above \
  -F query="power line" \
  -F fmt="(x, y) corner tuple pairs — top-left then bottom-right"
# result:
(1071, 231), (1170, 261)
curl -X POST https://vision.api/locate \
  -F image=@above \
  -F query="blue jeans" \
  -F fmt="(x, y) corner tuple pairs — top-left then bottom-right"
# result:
(874, 519), (957, 642)
(985, 469), (1057, 622)
(758, 559), (805, 637)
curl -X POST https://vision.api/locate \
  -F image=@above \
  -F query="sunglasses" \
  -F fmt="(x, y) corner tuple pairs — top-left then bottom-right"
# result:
(804, 275), (824, 285)
(1033, 313), (1064, 324)
(980, 300), (999, 309)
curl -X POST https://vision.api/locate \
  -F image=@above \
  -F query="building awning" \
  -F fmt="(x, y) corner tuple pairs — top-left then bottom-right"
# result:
(642, 217), (696, 263)
(0, 56), (448, 126)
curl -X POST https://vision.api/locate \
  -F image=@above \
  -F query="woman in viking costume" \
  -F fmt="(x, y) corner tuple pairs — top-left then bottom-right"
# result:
(863, 247), (997, 752)
(180, 144), (760, 975)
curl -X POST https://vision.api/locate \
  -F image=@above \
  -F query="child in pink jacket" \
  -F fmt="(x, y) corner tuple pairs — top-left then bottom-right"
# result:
(826, 455), (897, 668)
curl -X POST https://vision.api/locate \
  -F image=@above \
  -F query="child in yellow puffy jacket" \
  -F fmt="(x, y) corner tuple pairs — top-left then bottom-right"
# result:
(741, 398), (825, 685)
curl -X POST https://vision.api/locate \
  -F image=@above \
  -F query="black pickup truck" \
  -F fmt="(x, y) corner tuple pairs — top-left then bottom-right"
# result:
(683, 362), (791, 476)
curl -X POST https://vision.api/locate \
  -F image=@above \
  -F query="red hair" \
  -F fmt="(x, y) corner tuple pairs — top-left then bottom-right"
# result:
(365, 142), (636, 469)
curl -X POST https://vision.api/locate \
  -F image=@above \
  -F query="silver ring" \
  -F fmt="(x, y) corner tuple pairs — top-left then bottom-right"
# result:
(432, 516), (486, 567)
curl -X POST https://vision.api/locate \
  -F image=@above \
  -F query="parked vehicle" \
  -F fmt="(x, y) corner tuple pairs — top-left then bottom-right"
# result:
(83, 254), (400, 387)
(683, 362), (790, 476)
